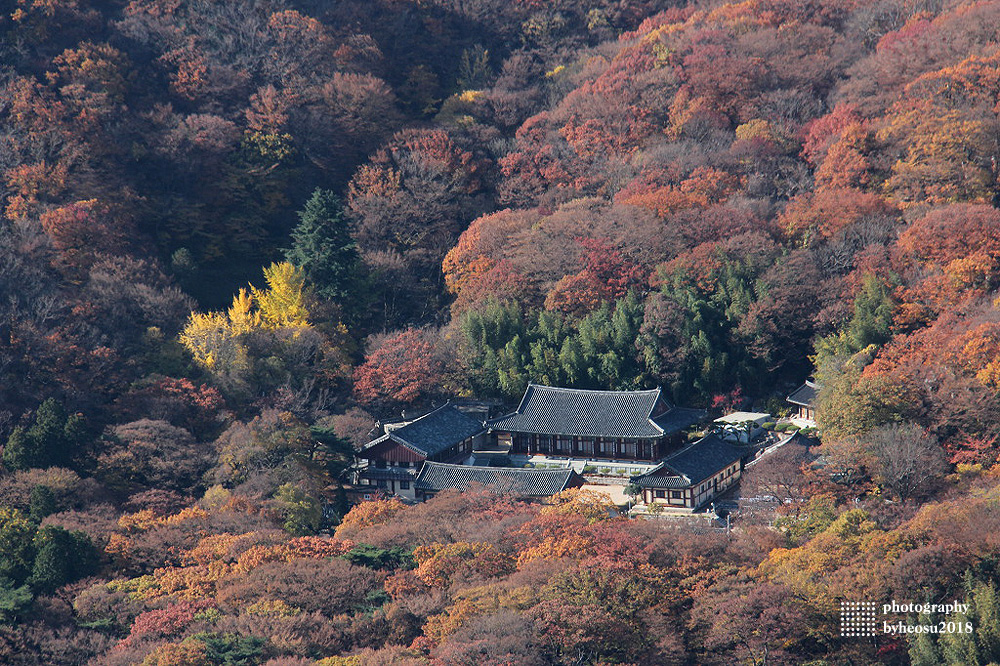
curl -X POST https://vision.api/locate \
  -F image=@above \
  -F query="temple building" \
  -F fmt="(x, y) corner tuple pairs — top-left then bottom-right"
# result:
(787, 380), (819, 426)
(357, 403), (485, 499)
(414, 462), (584, 501)
(630, 434), (744, 510)
(486, 384), (704, 462)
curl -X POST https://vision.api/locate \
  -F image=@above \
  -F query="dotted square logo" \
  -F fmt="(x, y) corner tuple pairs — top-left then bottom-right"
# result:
(841, 601), (878, 637)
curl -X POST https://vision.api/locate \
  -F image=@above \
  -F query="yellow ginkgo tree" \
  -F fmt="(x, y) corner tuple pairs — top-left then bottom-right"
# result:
(180, 262), (320, 394)
(252, 261), (310, 329)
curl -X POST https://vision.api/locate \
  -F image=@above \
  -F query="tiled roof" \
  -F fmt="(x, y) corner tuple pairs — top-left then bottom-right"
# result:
(632, 434), (744, 489)
(487, 384), (693, 439)
(632, 472), (690, 489)
(364, 404), (485, 458)
(653, 406), (707, 433)
(787, 380), (819, 407)
(415, 462), (582, 497)
(359, 468), (416, 481)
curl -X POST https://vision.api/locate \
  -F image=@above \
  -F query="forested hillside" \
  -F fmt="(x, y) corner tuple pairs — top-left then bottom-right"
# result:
(5, 0), (1000, 663)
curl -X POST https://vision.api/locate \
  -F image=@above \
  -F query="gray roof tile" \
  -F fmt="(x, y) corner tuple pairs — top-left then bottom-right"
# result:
(486, 384), (697, 439)
(360, 468), (416, 481)
(654, 406), (708, 433)
(415, 461), (582, 497)
(633, 434), (744, 489)
(364, 404), (484, 458)
(787, 380), (819, 407)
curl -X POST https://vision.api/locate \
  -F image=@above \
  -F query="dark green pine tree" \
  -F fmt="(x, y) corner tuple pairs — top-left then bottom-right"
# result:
(27, 486), (56, 524)
(2, 399), (86, 471)
(310, 425), (356, 481)
(28, 526), (98, 594)
(1, 427), (37, 472)
(191, 632), (265, 666)
(331, 483), (350, 523)
(0, 580), (33, 623)
(284, 189), (362, 317)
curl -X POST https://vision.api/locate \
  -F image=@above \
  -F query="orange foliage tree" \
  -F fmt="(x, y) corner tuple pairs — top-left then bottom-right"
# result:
(544, 237), (647, 317)
(352, 327), (446, 406)
(879, 50), (1000, 206)
(413, 542), (516, 588)
(334, 498), (409, 540)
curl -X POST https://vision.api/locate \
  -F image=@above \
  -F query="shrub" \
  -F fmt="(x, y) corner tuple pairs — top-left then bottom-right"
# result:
(342, 544), (415, 570)
(191, 632), (265, 666)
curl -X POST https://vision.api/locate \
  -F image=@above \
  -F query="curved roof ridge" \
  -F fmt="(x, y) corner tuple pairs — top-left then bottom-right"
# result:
(421, 460), (573, 473)
(527, 383), (662, 396)
(384, 403), (485, 457)
(487, 384), (680, 438)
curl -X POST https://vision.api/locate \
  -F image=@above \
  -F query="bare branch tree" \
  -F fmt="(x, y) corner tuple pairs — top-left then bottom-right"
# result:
(865, 423), (948, 502)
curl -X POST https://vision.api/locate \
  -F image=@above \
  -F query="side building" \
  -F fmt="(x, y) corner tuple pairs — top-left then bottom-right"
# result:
(787, 380), (819, 426)
(713, 411), (771, 443)
(356, 404), (485, 500)
(414, 462), (585, 501)
(631, 434), (744, 510)
(486, 384), (704, 462)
